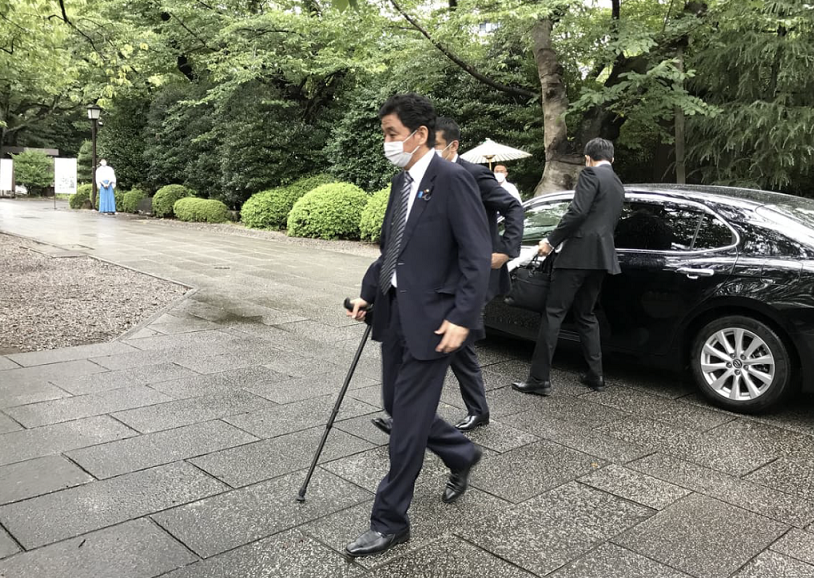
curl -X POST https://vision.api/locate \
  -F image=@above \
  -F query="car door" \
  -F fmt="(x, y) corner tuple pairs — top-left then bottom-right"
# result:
(598, 195), (738, 355)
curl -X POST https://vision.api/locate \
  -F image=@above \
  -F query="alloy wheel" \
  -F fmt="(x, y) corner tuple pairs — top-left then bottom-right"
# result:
(699, 328), (775, 401)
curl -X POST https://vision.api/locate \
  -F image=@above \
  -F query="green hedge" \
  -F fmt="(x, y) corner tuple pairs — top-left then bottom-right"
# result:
(114, 189), (126, 212)
(122, 188), (147, 213)
(287, 183), (370, 240)
(174, 198), (230, 223)
(69, 184), (93, 209)
(241, 174), (335, 230)
(359, 187), (390, 243)
(153, 184), (193, 218)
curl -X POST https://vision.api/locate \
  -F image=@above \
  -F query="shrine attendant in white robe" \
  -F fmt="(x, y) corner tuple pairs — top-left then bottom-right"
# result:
(96, 159), (117, 214)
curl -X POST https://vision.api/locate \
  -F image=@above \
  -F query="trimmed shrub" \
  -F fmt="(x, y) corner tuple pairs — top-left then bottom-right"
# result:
(359, 187), (390, 243)
(114, 189), (126, 212)
(174, 198), (230, 223)
(153, 184), (193, 218)
(122, 188), (147, 213)
(287, 183), (370, 240)
(69, 184), (93, 209)
(241, 174), (335, 230)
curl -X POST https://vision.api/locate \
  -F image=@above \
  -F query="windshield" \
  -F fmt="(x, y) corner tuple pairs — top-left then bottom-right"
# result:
(755, 199), (814, 247)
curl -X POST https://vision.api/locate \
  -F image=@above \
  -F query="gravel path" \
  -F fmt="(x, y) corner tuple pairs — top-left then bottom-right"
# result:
(0, 233), (188, 353)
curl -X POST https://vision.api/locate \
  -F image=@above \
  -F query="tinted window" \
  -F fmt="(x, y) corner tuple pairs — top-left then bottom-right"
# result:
(693, 214), (734, 250)
(519, 201), (569, 244)
(615, 201), (701, 251)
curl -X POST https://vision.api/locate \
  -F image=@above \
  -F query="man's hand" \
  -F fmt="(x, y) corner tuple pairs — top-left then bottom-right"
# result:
(538, 239), (553, 256)
(491, 253), (510, 269)
(434, 320), (469, 353)
(346, 298), (369, 322)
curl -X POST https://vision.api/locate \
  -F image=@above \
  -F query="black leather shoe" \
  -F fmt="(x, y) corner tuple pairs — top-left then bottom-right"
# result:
(511, 380), (552, 396)
(455, 414), (490, 431)
(442, 447), (483, 504)
(579, 374), (606, 392)
(345, 528), (410, 557)
(371, 416), (392, 435)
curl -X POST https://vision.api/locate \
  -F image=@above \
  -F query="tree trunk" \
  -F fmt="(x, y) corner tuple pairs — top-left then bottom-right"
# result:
(531, 18), (583, 196)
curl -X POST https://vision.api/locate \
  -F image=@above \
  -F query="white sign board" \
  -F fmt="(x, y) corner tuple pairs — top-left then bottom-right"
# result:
(54, 158), (77, 194)
(0, 158), (12, 192)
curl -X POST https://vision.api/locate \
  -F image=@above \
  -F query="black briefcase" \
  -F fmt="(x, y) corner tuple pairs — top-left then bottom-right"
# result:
(504, 254), (553, 313)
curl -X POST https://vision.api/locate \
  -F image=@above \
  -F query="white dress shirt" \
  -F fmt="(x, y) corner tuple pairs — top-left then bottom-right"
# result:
(392, 148), (436, 288)
(501, 181), (521, 202)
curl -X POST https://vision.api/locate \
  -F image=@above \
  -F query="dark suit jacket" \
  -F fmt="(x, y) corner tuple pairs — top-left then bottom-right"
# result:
(361, 153), (492, 360)
(456, 157), (524, 300)
(547, 164), (625, 274)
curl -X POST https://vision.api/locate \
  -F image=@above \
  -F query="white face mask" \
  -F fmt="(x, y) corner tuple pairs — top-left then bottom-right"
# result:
(494, 172), (507, 183)
(384, 130), (419, 168)
(435, 142), (454, 160)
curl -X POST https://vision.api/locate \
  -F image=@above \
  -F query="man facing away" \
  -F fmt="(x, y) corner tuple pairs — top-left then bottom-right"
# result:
(345, 94), (492, 557)
(512, 138), (624, 396)
(371, 117), (524, 433)
(493, 164), (521, 202)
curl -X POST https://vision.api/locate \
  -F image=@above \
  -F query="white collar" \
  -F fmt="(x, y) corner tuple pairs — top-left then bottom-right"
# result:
(594, 160), (612, 168)
(407, 148), (435, 184)
(451, 153), (459, 163)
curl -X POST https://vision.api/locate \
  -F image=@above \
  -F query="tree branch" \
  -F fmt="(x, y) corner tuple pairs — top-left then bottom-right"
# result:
(388, 0), (535, 100)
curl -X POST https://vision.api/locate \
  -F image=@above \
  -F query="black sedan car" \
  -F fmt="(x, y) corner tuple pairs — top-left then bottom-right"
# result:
(485, 185), (814, 413)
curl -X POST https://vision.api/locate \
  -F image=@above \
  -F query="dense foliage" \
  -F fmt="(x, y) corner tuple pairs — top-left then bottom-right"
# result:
(69, 184), (93, 209)
(287, 183), (370, 239)
(152, 184), (194, 218)
(174, 198), (230, 223)
(13, 151), (53, 196)
(359, 187), (390, 243)
(121, 189), (147, 213)
(241, 174), (336, 230)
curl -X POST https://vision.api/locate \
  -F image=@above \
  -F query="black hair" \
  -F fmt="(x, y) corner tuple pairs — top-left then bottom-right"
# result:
(435, 117), (461, 145)
(583, 137), (614, 162)
(378, 93), (437, 148)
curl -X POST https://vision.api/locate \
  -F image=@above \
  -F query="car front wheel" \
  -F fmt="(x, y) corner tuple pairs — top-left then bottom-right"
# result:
(691, 315), (792, 413)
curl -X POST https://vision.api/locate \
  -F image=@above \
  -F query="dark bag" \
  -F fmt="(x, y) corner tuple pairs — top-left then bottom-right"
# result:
(504, 254), (553, 312)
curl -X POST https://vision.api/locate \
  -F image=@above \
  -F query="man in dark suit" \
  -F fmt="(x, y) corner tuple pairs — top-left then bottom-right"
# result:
(345, 94), (492, 557)
(370, 117), (524, 433)
(513, 138), (624, 395)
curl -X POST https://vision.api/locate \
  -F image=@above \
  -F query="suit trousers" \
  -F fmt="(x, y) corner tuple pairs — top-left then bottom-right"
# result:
(529, 268), (606, 382)
(371, 292), (477, 535)
(450, 343), (489, 417)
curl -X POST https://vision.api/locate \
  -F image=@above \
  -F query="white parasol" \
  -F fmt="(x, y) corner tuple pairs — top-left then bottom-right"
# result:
(460, 138), (532, 169)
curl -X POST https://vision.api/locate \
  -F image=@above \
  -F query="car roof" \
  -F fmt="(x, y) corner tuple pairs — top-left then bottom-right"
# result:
(531, 184), (813, 212)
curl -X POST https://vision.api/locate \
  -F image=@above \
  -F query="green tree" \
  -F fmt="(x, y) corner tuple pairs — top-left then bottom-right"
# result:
(13, 150), (53, 195)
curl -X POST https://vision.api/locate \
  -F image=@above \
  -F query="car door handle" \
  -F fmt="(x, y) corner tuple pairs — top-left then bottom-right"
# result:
(677, 267), (715, 279)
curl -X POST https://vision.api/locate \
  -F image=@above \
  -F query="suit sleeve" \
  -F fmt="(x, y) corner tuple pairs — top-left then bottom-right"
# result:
(360, 178), (397, 304)
(446, 170), (491, 329)
(547, 167), (599, 248)
(473, 167), (524, 258)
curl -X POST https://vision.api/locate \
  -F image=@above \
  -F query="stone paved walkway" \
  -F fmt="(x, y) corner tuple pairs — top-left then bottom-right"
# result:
(1, 199), (814, 578)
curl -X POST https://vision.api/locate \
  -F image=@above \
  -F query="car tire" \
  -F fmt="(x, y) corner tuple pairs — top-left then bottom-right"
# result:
(691, 315), (792, 413)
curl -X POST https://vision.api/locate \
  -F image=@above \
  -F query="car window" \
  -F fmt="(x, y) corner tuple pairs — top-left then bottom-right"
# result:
(615, 201), (701, 251)
(693, 214), (734, 250)
(519, 201), (569, 244)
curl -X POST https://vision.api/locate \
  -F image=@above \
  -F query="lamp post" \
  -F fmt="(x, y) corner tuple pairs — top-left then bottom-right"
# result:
(87, 104), (101, 210)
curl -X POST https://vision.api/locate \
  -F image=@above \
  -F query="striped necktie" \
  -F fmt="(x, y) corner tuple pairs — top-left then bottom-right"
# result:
(379, 173), (413, 294)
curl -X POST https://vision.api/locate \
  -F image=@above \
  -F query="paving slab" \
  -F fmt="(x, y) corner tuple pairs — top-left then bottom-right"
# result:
(746, 455), (814, 502)
(368, 536), (537, 578)
(0, 357), (20, 371)
(579, 464), (691, 510)
(731, 550), (814, 578)
(0, 359), (107, 387)
(473, 439), (605, 503)
(0, 462), (227, 549)
(614, 493), (787, 578)
(303, 489), (511, 570)
(190, 426), (374, 487)
(90, 342), (235, 371)
(66, 420), (258, 479)
(0, 455), (94, 505)
(51, 362), (201, 395)
(459, 481), (654, 576)
(0, 416), (136, 466)
(4, 385), (172, 428)
(771, 528), (814, 566)
(628, 452), (814, 528)
(224, 395), (379, 439)
(0, 381), (69, 409)
(246, 369), (378, 404)
(334, 411), (391, 445)
(0, 412), (21, 434)
(153, 471), (371, 558)
(112, 390), (275, 433)
(0, 519), (197, 578)
(0, 527), (19, 559)
(148, 366), (285, 399)
(5, 341), (137, 367)
(159, 529), (363, 578)
(549, 542), (693, 578)
(122, 330), (235, 352)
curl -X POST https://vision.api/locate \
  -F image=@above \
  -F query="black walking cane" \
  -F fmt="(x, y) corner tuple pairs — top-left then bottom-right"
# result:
(296, 298), (372, 502)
